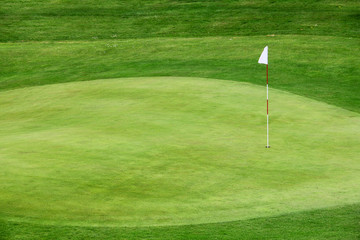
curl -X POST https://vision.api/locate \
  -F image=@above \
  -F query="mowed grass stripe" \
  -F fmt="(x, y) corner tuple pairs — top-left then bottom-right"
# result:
(1, 0), (359, 42)
(1, 36), (359, 113)
(1, 204), (359, 240)
(0, 77), (359, 227)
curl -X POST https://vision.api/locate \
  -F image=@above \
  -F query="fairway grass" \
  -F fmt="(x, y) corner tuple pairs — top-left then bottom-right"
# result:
(1, 36), (359, 113)
(1, 0), (359, 42)
(0, 77), (359, 227)
(2, 204), (360, 240)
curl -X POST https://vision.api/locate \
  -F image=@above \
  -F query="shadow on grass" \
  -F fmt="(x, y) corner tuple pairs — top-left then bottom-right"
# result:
(0, 219), (9, 240)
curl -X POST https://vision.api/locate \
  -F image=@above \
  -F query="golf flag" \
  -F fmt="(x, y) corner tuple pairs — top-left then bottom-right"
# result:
(258, 46), (270, 148)
(258, 46), (268, 65)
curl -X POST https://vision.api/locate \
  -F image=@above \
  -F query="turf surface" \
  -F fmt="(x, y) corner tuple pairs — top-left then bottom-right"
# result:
(1, 0), (359, 239)
(1, 36), (359, 113)
(1, 0), (359, 41)
(1, 77), (359, 228)
(2, 204), (359, 240)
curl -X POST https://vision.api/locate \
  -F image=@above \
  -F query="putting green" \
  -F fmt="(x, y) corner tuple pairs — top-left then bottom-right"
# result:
(0, 77), (359, 227)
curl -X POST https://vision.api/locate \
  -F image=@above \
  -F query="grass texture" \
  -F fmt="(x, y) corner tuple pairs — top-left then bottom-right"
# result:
(0, 0), (359, 239)
(1, 0), (359, 42)
(1, 36), (359, 113)
(2, 204), (359, 240)
(0, 77), (359, 228)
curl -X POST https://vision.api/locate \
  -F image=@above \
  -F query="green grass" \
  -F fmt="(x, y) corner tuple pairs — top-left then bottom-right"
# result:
(0, 77), (359, 228)
(2, 204), (359, 240)
(0, 0), (359, 42)
(1, 36), (359, 113)
(0, 0), (359, 239)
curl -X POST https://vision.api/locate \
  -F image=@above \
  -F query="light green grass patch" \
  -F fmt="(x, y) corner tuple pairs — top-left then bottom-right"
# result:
(0, 77), (359, 227)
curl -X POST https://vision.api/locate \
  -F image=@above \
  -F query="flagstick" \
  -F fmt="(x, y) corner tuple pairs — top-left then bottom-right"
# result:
(266, 64), (270, 148)
(257, 46), (270, 148)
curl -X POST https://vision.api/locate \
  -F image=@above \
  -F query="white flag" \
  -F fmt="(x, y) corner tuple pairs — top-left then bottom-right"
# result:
(258, 46), (268, 65)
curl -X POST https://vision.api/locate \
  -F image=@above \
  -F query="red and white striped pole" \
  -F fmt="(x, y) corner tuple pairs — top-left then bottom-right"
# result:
(258, 46), (270, 148)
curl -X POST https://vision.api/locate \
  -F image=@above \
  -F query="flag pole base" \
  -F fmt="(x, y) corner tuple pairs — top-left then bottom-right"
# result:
(265, 146), (270, 148)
